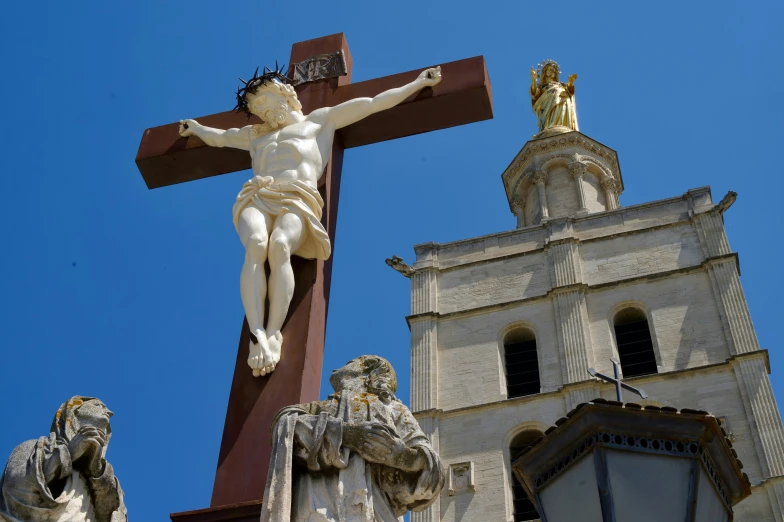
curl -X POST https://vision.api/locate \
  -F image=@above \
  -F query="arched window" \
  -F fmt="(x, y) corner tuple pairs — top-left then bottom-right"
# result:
(613, 308), (657, 377)
(503, 328), (540, 398)
(510, 430), (543, 521)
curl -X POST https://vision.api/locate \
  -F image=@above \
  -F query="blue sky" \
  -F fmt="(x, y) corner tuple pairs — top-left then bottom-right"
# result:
(1, 0), (782, 519)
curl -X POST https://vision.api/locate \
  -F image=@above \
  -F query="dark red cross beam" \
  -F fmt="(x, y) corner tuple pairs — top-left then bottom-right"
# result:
(135, 33), (492, 522)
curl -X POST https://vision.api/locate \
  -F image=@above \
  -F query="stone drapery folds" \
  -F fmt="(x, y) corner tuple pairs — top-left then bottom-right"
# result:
(0, 397), (127, 522)
(260, 356), (444, 522)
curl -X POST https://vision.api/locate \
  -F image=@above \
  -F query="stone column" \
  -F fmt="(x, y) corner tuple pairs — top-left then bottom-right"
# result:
(411, 413), (441, 522)
(707, 257), (760, 354)
(693, 210), (731, 257)
(511, 194), (525, 228)
(552, 288), (593, 384)
(763, 479), (784, 522)
(601, 177), (619, 210)
(733, 354), (784, 480)
(694, 211), (760, 355)
(532, 170), (550, 220)
(568, 162), (589, 211)
(693, 209), (784, 496)
(410, 250), (441, 522)
(410, 269), (438, 413)
(547, 239), (594, 386)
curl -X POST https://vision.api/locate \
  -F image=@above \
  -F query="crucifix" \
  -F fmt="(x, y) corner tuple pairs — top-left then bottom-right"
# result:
(588, 359), (648, 402)
(135, 33), (492, 522)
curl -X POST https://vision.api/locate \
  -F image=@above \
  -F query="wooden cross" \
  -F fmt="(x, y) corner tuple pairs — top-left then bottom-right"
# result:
(588, 359), (648, 402)
(135, 34), (492, 522)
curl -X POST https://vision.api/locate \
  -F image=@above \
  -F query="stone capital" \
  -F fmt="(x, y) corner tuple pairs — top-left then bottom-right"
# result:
(511, 194), (525, 213)
(567, 161), (587, 178)
(531, 170), (548, 185)
(601, 177), (619, 192)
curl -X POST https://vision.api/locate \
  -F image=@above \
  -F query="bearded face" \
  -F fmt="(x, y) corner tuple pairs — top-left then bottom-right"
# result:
(259, 103), (290, 129)
(248, 87), (300, 128)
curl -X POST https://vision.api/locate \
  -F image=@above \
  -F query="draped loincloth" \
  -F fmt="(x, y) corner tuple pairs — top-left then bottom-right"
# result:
(232, 176), (331, 260)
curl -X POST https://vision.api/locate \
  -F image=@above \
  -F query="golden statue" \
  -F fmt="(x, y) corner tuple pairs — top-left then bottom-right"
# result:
(530, 60), (578, 136)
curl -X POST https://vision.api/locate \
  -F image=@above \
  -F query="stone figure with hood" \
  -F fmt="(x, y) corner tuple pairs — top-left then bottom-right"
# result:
(0, 397), (127, 522)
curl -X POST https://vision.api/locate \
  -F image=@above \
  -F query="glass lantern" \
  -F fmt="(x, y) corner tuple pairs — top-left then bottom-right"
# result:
(512, 401), (750, 522)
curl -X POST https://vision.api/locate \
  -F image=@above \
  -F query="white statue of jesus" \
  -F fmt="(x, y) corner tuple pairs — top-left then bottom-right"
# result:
(179, 65), (442, 377)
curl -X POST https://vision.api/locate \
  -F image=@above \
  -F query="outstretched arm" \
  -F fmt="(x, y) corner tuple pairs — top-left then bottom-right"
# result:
(323, 67), (442, 130)
(179, 119), (252, 151)
(566, 73), (577, 95)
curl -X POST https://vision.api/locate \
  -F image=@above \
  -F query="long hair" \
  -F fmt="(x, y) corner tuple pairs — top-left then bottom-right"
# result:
(234, 64), (301, 118)
(539, 62), (561, 85)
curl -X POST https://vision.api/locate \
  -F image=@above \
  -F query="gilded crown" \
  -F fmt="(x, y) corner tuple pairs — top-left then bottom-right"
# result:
(534, 59), (561, 81)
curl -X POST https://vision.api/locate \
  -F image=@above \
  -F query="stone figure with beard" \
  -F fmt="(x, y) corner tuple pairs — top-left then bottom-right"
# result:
(260, 355), (444, 522)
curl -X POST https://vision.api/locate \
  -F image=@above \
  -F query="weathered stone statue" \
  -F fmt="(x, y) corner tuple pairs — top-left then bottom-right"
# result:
(179, 66), (442, 378)
(529, 59), (578, 137)
(0, 397), (127, 522)
(260, 355), (444, 521)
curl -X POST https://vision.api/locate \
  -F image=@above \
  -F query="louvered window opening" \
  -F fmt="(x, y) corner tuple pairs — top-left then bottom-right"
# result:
(504, 340), (540, 398)
(511, 435), (541, 521)
(614, 319), (657, 377)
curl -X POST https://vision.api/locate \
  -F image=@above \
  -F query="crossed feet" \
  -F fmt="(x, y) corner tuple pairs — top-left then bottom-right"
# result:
(248, 330), (283, 377)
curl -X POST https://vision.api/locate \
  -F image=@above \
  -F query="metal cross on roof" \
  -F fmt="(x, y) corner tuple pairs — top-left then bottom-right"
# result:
(588, 359), (648, 402)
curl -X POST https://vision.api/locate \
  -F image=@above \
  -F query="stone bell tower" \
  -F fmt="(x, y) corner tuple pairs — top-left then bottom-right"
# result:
(400, 60), (784, 522)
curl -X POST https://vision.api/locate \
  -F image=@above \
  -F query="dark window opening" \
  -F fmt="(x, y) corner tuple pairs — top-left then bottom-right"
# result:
(510, 430), (543, 522)
(614, 308), (658, 378)
(504, 329), (540, 398)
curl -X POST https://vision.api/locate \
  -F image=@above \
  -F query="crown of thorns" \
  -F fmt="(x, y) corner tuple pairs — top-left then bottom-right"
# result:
(234, 62), (291, 118)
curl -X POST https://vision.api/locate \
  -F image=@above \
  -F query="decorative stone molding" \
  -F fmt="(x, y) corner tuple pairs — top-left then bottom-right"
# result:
(540, 154), (578, 176)
(448, 461), (476, 495)
(580, 157), (614, 182)
(412, 242), (439, 270)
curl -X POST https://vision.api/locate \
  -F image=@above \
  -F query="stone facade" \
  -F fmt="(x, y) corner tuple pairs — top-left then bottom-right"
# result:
(407, 133), (784, 522)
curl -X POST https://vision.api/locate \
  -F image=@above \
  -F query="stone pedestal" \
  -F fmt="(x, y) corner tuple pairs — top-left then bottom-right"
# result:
(170, 501), (262, 522)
